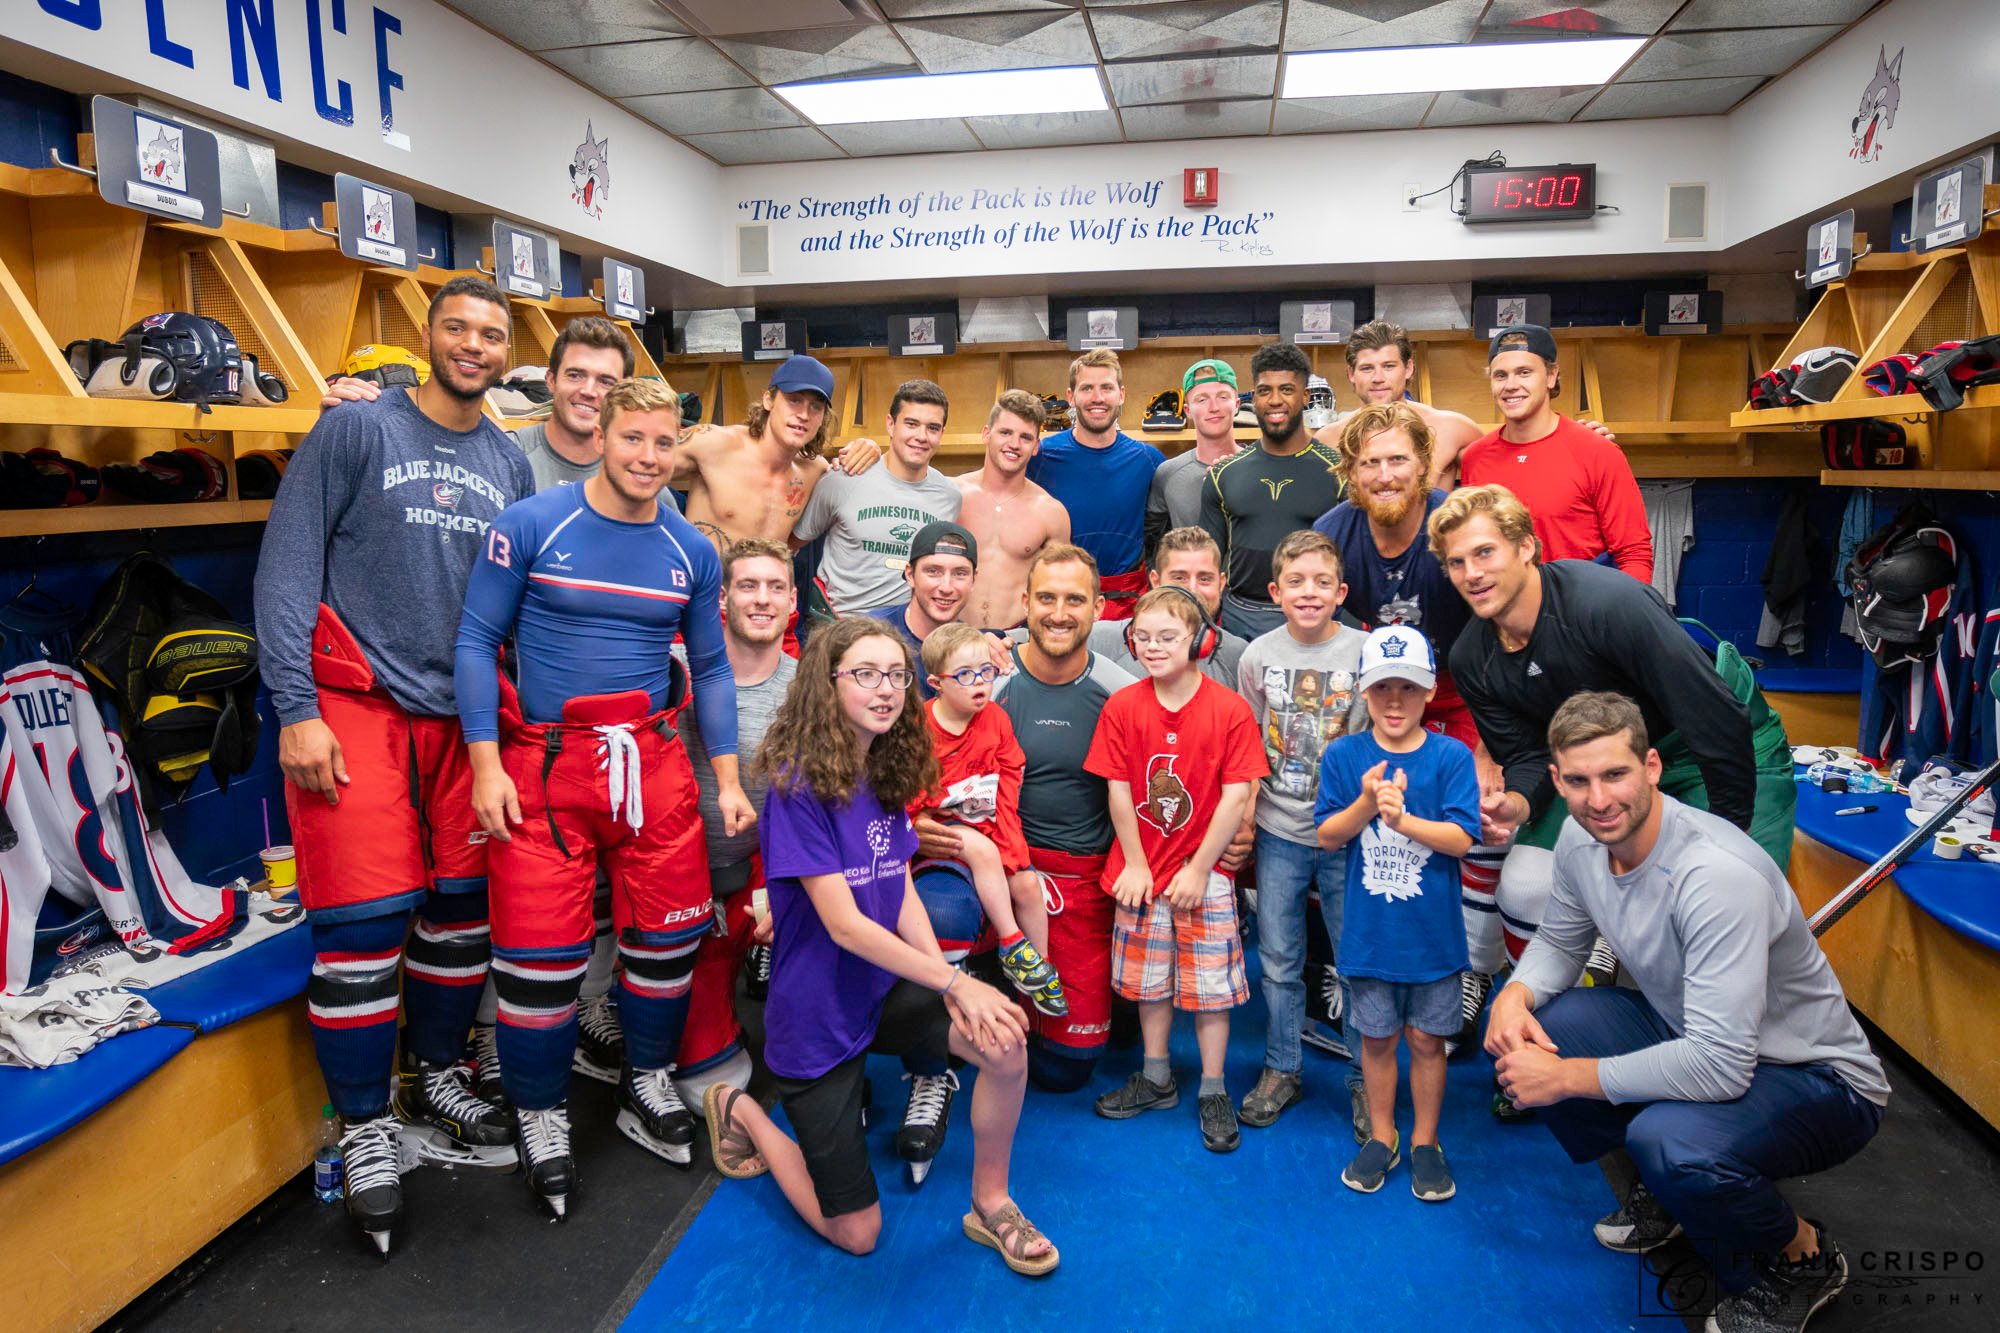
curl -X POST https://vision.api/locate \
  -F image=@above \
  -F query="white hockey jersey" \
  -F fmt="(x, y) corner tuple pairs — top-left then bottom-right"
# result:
(2, 609), (244, 994)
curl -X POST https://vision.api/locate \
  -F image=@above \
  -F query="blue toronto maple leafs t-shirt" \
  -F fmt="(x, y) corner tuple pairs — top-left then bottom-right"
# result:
(1315, 729), (1480, 982)
(759, 771), (921, 1080)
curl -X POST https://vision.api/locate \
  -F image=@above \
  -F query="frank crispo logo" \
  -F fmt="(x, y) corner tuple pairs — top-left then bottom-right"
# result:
(1637, 1243), (1987, 1320)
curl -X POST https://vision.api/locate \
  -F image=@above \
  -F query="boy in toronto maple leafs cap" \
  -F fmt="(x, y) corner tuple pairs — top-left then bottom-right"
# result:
(1314, 625), (1480, 1203)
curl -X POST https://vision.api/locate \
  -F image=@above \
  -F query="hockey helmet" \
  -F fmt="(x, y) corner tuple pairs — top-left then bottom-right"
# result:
(236, 448), (293, 500)
(1846, 507), (1958, 668)
(1304, 374), (1337, 432)
(103, 448), (230, 503)
(341, 343), (429, 388)
(487, 365), (553, 418)
(1785, 346), (1859, 405)
(65, 312), (245, 414)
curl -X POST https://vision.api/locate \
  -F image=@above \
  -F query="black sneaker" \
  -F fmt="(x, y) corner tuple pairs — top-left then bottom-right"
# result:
(1445, 970), (1493, 1059)
(1704, 1225), (1847, 1333)
(1409, 1143), (1455, 1202)
(1238, 1068), (1303, 1129)
(1141, 389), (1184, 432)
(1491, 1075), (1537, 1123)
(1342, 1134), (1399, 1193)
(1094, 1070), (1179, 1120)
(1594, 1177), (1683, 1253)
(1198, 1091), (1240, 1152)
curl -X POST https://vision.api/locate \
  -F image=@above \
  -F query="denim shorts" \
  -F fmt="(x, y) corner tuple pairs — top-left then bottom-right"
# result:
(1348, 973), (1462, 1039)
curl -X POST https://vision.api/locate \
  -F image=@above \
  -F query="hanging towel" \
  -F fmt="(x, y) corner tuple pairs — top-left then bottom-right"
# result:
(1639, 480), (1695, 609)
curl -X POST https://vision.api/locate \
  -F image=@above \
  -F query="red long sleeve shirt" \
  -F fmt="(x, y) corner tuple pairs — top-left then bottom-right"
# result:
(912, 700), (1031, 873)
(1459, 415), (1654, 583)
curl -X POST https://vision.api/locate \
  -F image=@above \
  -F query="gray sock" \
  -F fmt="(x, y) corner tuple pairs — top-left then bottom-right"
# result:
(1199, 1075), (1226, 1098)
(1143, 1055), (1172, 1087)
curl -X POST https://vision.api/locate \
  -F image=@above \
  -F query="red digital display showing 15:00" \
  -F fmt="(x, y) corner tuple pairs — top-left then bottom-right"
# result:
(1461, 163), (1597, 224)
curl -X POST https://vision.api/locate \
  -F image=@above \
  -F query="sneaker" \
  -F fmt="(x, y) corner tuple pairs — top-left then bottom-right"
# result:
(1341, 1133), (1400, 1194)
(1198, 1091), (1240, 1153)
(1704, 1225), (1847, 1333)
(617, 1064), (695, 1168)
(573, 993), (624, 1085)
(1595, 1177), (1684, 1253)
(895, 1070), (959, 1185)
(1409, 1143), (1455, 1202)
(1238, 1068), (1303, 1129)
(395, 1053), (516, 1148)
(1491, 1076), (1537, 1124)
(1348, 1081), (1371, 1146)
(467, 1021), (504, 1106)
(996, 939), (1067, 1017)
(1584, 936), (1620, 988)
(745, 943), (772, 1001)
(1301, 1020), (1352, 1061)
(1040, 395), (1071, 434)
(1094, 1070), (1179, 1120)
(1445, 971), (1494, 1059)
(1142, 389), (1184, 432)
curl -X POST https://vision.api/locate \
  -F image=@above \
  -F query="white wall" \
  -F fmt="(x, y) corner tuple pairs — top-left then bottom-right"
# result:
(0, 0), (722, 281)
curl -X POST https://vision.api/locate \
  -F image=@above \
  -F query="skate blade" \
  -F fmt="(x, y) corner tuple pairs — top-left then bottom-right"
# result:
(616, 1109), (694, 1169)
(369, 1230), (391, 1256)
(398, 1122), (521, 1172)
(907, 1158), (932, 1185)
(544, 1194), (568, 1220)
(571, 1053), (621, 1086)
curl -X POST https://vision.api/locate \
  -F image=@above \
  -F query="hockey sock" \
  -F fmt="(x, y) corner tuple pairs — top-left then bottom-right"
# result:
(307, 910), (412, 1119)
(492, 940), (591, 1110)
(401, 888), (491, 1066)
(617, 926), (703, 1071)
(1461, 844), (1507, 976)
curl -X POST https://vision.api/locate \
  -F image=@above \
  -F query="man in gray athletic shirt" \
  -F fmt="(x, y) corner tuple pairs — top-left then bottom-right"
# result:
(1489, 692), (1886, 1332)
(1143, 359), (1243, 563)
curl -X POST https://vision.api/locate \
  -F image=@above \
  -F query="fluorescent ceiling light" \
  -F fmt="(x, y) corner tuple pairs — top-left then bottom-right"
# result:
(1281, 38), (1645, 99)
(774, 66), (1106, 126)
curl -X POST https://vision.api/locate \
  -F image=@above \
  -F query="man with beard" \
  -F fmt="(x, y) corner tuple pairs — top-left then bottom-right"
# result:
(957, 391), (1072, 630)
(256, 276), (533, 1254)
(1027, 350), (1165, 621)
(1489, 692), (1883, 1331)
(1200, 342), (1344, 639)
(1144, 360), (1244, 561)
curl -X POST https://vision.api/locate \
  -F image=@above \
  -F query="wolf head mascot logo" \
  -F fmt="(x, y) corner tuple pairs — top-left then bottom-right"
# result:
(1138, 755), (1193, 835)
(365, 194), (393, 241)
(570, 122), (610, 218)
(1851, 45), (1903, 163)
(139, 124), (183, 188)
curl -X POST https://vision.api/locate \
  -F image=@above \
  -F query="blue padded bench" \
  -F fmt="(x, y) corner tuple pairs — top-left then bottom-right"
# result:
(1791, 779), (2000, 953)
(0, 1026), (195, 1168)
(1758, 667), (1862, 694)
(143, 919), (312, 1033)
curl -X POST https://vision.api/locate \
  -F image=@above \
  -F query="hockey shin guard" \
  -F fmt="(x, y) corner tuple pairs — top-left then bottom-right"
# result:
(307, 911), (412, 1119)
(401, 888), (491, 1067)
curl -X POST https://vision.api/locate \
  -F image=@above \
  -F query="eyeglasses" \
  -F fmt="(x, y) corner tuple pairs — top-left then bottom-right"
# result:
(940, 664), (1001, 687)
(832, 667), (916, 690)
(1128, 631), (1188, 649)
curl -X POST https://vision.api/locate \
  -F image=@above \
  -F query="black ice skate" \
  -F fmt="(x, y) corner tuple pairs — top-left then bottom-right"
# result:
(516, 1104), (575, 1219)
(572, 993), (625, 1086)
(395, 1052), (517, 1148)
(339, 1113), (404, 1256)
(617, 1064), (695, 1168)
(895, 1069), (958, 1185)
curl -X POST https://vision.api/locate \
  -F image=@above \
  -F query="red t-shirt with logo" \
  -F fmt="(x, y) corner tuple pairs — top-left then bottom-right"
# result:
(1084, 674), (1268, 886)
(1458, 414), (1653, 583)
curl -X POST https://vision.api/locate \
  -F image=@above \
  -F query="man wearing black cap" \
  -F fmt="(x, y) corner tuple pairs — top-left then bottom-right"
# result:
(1457, 326), (1651, 583)
(867, 521), (978, 697)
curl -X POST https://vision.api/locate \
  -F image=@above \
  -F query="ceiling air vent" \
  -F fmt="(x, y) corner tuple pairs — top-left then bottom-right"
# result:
(668, 0), (877, 37)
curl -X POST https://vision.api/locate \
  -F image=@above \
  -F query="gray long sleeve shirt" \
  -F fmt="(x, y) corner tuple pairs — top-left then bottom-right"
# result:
(254, 390), (534, 725)
(1512, 796), (1888, 1108)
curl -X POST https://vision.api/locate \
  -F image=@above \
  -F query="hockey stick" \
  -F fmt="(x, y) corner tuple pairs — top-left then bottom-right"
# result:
(1809, 666), (2000, 939)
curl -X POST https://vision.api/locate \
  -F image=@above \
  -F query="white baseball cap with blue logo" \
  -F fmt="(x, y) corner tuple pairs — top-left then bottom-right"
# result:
(1357, 625), (1437, 692)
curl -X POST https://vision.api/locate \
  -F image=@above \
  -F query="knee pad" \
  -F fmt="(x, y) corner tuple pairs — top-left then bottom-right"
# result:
(491, 943), (591, 1027)
(619, 928), (700, 1000)
(1497, 845), (1556, 963)
(1028, 1039), (1097, 1094)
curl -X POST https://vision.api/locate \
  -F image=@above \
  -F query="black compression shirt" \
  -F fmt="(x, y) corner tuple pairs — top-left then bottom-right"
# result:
(1198, 441), (1344, 613)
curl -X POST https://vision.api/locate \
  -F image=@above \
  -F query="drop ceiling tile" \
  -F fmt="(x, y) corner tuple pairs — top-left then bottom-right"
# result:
(1272, 91), (1434, 133)
(1576, 74), (1765, 120)
(1426, 85), (1601, 125)
(962, 109), (1125, 148)
(821, 118), (985, 156)
(1283, 0), (1486, 53)
(1120, 99), (1273, 140)
(896, 11), (1095, 73)
(1671, 0), (1875, 29)
(715, 27), (917, 84)
(623, 87), (802, 136)
(1089, 1), (1282, 60)
(540, 38), (754, 96)
(1477, 1), (1679, 38)
(879, 1), (1076, 14)
(1108, 54), (1277, 107)
(441, 0), (686, 51)
(1619, 25), (1844, 81)
(684, 127), (844, 164)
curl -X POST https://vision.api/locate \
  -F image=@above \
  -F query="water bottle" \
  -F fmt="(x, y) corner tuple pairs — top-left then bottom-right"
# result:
(313, 1104), (344, 1203)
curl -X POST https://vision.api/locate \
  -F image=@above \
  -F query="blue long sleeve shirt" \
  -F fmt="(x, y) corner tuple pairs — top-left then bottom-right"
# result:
(453, 484), (737, 756)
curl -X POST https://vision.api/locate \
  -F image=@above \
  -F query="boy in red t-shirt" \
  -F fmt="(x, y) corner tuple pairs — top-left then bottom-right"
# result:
(915, 624), (1066, 1017)
(1084, 586), (1268, 1152)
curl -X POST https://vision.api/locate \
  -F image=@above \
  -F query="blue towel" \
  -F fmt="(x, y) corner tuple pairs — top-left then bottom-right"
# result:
(1836, 489), (1874, 597)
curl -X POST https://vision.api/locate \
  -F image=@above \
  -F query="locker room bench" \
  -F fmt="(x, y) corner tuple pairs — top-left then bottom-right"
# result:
(0, 920), (322, 1333)
(1788, 778), (2000, 1132)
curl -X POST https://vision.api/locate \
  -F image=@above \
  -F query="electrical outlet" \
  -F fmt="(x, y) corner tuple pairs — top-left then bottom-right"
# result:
(1403, 183), (1424, 212)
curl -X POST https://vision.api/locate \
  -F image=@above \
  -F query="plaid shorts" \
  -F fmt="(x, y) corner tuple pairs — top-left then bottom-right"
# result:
(1111, 869), (1247, 1012)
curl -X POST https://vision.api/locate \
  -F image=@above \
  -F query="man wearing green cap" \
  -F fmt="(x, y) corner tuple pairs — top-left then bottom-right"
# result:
(1144, 359), (1243, 565)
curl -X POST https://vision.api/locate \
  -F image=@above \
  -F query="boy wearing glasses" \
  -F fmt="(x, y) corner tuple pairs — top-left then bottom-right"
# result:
(914, 624), (1065, 1016)
(1086, 586), (1267, 1151)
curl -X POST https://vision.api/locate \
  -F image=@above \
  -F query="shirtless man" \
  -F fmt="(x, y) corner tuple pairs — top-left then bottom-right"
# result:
(956, 389), (1072, 631)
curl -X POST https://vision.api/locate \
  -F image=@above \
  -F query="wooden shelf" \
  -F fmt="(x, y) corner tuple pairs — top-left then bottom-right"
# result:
(1819, 469), (2000, 489)
(0, 394), (320, 433)
(0, 499), (271, 537)
(1731, 394), (1933, 429)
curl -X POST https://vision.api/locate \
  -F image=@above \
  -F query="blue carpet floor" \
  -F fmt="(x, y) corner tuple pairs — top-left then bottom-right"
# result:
(623, 986), (1663, 1332)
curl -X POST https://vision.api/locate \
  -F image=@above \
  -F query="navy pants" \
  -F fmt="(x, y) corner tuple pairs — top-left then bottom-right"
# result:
(1534, 986), (1883, 1293)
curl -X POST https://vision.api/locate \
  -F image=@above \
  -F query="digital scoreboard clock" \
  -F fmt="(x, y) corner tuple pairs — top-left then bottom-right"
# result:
(1461, 163), (1597, 224)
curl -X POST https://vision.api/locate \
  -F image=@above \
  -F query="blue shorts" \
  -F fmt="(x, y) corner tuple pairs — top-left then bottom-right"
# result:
(1348, 973), (1461, 1040)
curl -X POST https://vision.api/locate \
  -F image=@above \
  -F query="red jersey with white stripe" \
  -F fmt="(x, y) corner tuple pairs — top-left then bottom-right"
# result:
(454, 483), (736, 752)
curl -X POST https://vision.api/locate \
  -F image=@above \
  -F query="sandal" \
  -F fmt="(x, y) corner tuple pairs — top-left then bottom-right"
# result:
(962, 1198), (1059, 1276)
(702, 1084), (768, 1180)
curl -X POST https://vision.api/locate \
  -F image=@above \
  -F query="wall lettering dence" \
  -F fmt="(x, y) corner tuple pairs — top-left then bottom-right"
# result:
(738, 177), (1278, 262)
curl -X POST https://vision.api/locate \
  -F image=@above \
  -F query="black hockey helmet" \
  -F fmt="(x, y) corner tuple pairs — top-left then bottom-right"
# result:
(65, 312), (244, 413)
(1846, 506), (1958, 668)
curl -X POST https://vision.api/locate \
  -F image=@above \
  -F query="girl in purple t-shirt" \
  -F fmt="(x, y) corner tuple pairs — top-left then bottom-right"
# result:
(703, 617), (1059, 1276)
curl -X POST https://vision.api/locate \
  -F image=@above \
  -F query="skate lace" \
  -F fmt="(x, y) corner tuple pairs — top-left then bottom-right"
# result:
(518, 1105), (571, 1162)
(578, 995), (621, 1043)
(341, 1115), (402, 1193)
(901, 1070), (959, 1128)
(425, 1062), (495, 1124)
(1460, 972), (1491, 1023)
(594, 724), (643, 833)
(633, 1067), (688, 1116)
(1318, 967), (1343, 1016)
(750, 944), (772, 981)
(471, 1024), (501, 1078)
(1586, 936), (1619, 979)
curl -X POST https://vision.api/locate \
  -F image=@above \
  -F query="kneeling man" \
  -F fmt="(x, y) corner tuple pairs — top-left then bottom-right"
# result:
(1488, 692), (1887, 1333)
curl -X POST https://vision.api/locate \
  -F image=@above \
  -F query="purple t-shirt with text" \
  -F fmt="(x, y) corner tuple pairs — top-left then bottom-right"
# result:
(759, 772), (921, 1080)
